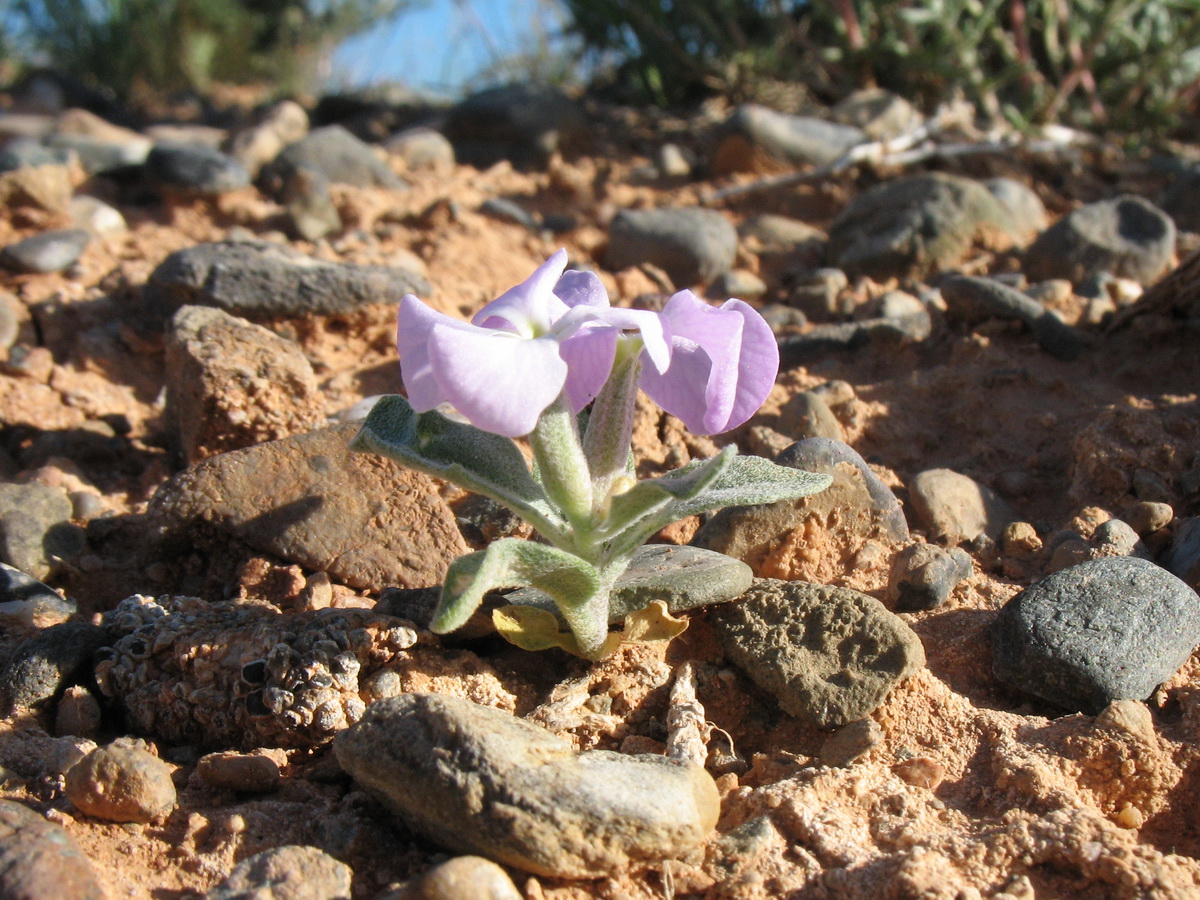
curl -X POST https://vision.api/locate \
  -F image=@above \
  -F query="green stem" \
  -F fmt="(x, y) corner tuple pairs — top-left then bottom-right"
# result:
(583, 337), (643, 519)
(529, 395), (594, 539)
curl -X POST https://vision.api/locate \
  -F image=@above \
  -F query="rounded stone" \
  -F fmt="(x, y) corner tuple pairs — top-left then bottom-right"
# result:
(605, 207), (737, 287)
(992, 557), (1200, 713)
(0, 228), (90, 274)
(0, 800), (107, 900)
(411, 856), (522, 900)
(334, 693), (720, 878)
(908, 468), (1016, 546)
(886, 543), (973, 612)
(207, 845), (352, 900)
(64, 743), (177, 823)
(196, 751), (281, 793)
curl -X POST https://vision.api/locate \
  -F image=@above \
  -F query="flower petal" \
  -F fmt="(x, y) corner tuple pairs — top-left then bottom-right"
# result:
(397, 294), (468, 412)
(559, 325), (617, 411)
(554, 268), (609, 308)
(555, 305), (672, 374)
(473, 249), (570, 336)
(638, 290), (778, 434)
(428, 328), (568, 437)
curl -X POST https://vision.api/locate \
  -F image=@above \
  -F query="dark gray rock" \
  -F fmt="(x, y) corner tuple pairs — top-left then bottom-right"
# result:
(0, 563), (75, 626)
(0, 138), (72, 172)
(695, 438), (907, 571)
(992, 556), (1200, 713)
(0, 481), (85, 579)
(829, 173), (1019, 280)
(907, 468), (1016, 546)
(259, 124), (405, 198)
(443, 84), (586, 169)
(940, 274), (1083, 360)
(886, 543), (973, 611)
(206, 846), (353, 900)
(709, 579), (925, 728)
(0, 799), (107, 900)
(148, 424), (469, 592)
(606, 207), (737, 287)
(334, 693), (720, 877)
(508, 543), (753, 624)
(1024, 195), (1176, 286)
(0, 621), (108, 712)
(1164, 517), (1200, 591)
(144, 239), (431, 320)
(715, 105), (865, 171)
(0, 228), (90, 274)
(145, 142), (250, 195)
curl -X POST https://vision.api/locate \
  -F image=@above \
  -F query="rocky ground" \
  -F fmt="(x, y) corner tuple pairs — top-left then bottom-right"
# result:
(0, 77), (1198, 899)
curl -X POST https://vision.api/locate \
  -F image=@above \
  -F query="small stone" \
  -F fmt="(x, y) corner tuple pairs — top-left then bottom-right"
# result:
(709, 579), (925, 728)
(1002, 522), (1043, 558)
(164, 305), (326, 463)
(656, 143), (692, 178)
(992, 556), (1200, 713)
(738, 214), (825, 250)
(893, 756), (945, 790)
(281, 167), (342, 242)
(0, 481), (86, 578)
(481, 197), (539, 230)
(335, 693), (719, 878)
(713, 105), (865, 173)
(831, 89), (922, 139)
(0, 291), (21, 356)
(0, 621), (108, 712)
(709, 269), (767, 302)
(606, 207), (737, 288)
(983, 178), (1047, 247)
(259, 124), (405, 197)
(0, 562), (75, 626)
(886, 543), (973, 611)
(385, 127), (456, 171)
(908, 468), (1016, 547)
(149, 424), (469, 592)
(1024, 195), (1176, 286)
(940, 274), (1083, 360)
(785, 267), (848, 319)
(226, 100), (310, 177)
(1095, 699), (1156, 743)
(55, 686), (102, 738)
(777, 391), (845, 442)
(207, 845), (352, 900)
(65, 743), (177, 823)
(45, 132), (151, 174)
(873, 290), (932, 342)
(145, 142), (251, 195)
(0, 228), (90, 274)
(829, 173), (1019, 280)
(1124, 501), (1173, 536)
(0, 799), (107, 900)
(196, 752), (281, 793)
(145, 240), (431, 321)
(443, 84), (585, 170)
(818, 718), (883, 767)
(69, 195), (127, 237)
(1163, 517), (1200, 591)
(411, 856), (522, 900)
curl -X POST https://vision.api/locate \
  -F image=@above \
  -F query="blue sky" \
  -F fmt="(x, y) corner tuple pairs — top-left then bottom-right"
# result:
(332, 0), (569, 97)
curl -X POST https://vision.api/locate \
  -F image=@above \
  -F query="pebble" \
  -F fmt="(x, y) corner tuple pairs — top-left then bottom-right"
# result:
(1163, 517), (1200, 591)
(0, 228), (91, 274)
(0, 292), (21, 355)
(776, 390), (845, 442)
(829, 173), (1019, 280)
(144, 239), (432, 320)
(992, 556), (1200, 713)
(1023, 195), (1176, 286)
(738, 214), (825, 251)
(1002, 522), (1043, 557)
(481, 197), (540, 230)
(0, 481), (85, 579)
(0, 799), (107, 900)
(940, 274), (1083, 360)
(55, 685), (102, 738)
(206, 845), (352, 900)
(892, 756), (945, 790)
(0, 138), (71, 171)
(259, 124), (405, 197)
(709, 579), (925, 728)
(64, 742), (177, 823)
(709, 269), (767, 301)
(0, 621), (108, 713)
(384, 127), (456, 170)
(334, 693), (720, 878)
(907, 468), (1016, 546)
(656, 142), (692, 178)
(165, 305), (326, 463)
(830, 88), (922, 139)
(886, 543), (973, 611)
(818, 718), (883, 767)
(1095, 699), (1156, 743)
(1124, 501), (1174, 536)
(785, 267), (848, 319)
(0, 562), (75, 626)
(508, 543), (753, 624)
(713, 104), (865, 172)
(149, 424), (468, 592)
(226, 99), (310, 177)
(69, 194), (127, 236)
(404, 856), (522, 900)
(196, 751), (281, 792)
(983, 178), (1047, 246)
(280, 167), (342, 242)
(144, 142), (251, 195)
(443, 83), (585, 169)
(44, 132), (151, 173)
(605, 207), (737, 287)
(694, 438), (908, 571)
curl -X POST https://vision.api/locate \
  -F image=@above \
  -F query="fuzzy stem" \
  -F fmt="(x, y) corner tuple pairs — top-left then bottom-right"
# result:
(528, 395), (594, 538)
(583, 337), (643, 518)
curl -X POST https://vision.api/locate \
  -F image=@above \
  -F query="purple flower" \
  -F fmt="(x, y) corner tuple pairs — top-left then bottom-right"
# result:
(397, 251), (780, 438)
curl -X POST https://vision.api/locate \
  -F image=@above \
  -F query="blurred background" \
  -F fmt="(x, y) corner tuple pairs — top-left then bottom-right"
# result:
(0, 0), (1197, 140)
